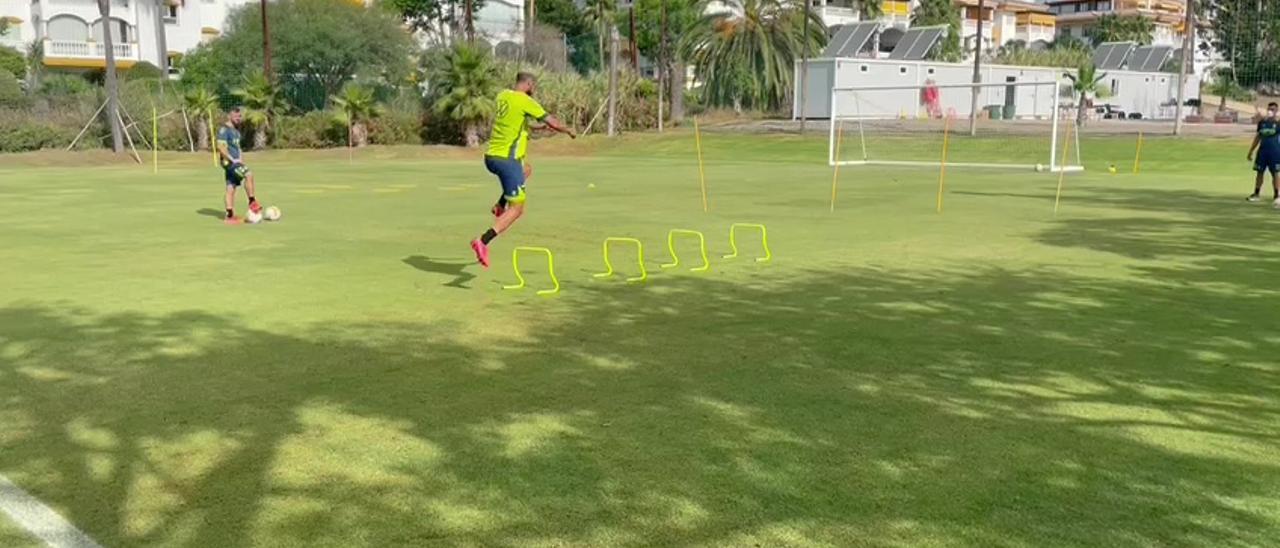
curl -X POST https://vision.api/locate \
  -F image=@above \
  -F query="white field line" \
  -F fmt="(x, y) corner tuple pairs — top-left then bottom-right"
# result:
(0, 475), (102, 548)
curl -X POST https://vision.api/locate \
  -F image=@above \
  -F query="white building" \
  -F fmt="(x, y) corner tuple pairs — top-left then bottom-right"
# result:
(0, 0), (527, 75)
(0, 0), (256, 73)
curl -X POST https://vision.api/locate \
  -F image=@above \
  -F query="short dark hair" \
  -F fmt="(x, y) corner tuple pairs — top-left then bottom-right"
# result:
(229, 106), (242, 114)
(1270, 102), (1278, 109)
(516, 72), (536, 85)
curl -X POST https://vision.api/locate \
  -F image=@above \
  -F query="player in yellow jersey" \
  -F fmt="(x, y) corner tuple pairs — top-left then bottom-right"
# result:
(471, 72), (576, 268)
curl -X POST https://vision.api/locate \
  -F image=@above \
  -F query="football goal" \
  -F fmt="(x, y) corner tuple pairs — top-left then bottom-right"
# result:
(828, 81), (1084, 172)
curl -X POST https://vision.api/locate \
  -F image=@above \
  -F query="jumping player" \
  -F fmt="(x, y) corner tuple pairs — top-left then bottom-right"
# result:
(1246, 102), (1280, 204)
(470, 72), (575, 267)
(217, 107), (263, 224)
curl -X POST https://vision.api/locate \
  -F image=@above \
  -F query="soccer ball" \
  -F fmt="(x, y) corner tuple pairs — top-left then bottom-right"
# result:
(1035, 164), (1045, 172)
(264, 206), (282, 221)
(246, 209), (264, 224)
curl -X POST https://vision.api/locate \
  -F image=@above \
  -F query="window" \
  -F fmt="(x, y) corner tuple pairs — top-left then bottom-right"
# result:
(1111, 79), (1119, 96)
(47, 15), (90, 41)
(927, 67), (935, 75)
(92, 17), (130, 43)
(859, 65), (868, 73)
(164, 5), (179, 23)
(899, 66), (908, 74)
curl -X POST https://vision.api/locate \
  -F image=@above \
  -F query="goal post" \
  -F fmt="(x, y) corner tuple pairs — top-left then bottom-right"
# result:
(828, 80), (1084, 173)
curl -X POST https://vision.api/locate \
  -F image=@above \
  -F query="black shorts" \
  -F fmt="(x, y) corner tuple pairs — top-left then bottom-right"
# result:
(1255, 152), (1280, 175)
(224, 163), (250, 186)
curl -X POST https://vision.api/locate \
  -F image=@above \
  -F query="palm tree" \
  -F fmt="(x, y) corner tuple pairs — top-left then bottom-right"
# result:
(1205, 67), (1252, 114)
(853, 0), (882, 20)
(680, 0), (825, 111)
(429, 43), (500, 147)
(95, 0), (125, 153)
(232, 71), (280, 150)
(912, 0), (962, 62)
(1088, 13), (1154, 47)
(332, 83), (383, 147)
(582, 0), (615, 70)
(1064, 61), (1107, 126)
(183, 87), (218, 151)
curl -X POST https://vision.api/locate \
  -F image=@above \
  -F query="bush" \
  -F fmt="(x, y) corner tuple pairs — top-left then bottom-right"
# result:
(274, 111), (345, 148)
(368, 108), (422, 145)
(39, 74), (94, 96)
(0, 109), (76, 152)
(0, 70), (27, 109)
(367, 91), (422, 145)
(0, 45), (25, 79)
(127, 61), (165, 81)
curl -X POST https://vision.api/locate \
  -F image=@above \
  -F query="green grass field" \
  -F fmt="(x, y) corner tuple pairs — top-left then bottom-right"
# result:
(2, 129), (1279, 547)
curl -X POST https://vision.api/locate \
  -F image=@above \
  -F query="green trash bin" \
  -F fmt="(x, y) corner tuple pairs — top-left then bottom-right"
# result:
(984, 105), (1002, 119)
(1002, 104), (1017, 120)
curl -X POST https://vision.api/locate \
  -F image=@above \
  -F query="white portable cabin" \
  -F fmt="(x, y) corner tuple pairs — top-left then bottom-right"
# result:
(795, 57), (1199, 121)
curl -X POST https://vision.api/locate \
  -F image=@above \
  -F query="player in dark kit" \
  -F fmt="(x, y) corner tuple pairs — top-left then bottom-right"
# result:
(1246, 102), (1280, 204)
(216, 107), (263, 224)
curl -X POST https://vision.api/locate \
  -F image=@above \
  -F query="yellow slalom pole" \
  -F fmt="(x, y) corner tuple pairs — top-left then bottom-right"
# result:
(830, 120), (844, 213)
(936, 115), (952, 214)
(1054, 118), (1075, 215)
(1132, 131), (1144, 174)
(694, 117), (709, 213)
(207, 107), (218, 167)
(151, 105), (158, 174)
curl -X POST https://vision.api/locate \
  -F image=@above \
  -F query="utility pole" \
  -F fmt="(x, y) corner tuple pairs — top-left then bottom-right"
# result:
(154, 0), (169, 90)
(968, 0), (985, 136)
(1173, 0), (1193, 135)
(798, 0), (810, 132)
(658, 0), (666, 132)
(527, 0), (536, 61)
(260, 0), (272, 80)
(608, 26), (619, 136)
(629, 4), (638, 70)
(465, 0), (474, 43)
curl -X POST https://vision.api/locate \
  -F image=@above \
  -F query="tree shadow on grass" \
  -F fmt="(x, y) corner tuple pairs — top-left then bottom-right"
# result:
(3, 262), (1280, 546)
(3, 183), (1280, 546)
(402, 255), (477, 289)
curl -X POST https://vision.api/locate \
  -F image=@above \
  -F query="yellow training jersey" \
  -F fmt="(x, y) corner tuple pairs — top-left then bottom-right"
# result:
(486, 89), (548, 160)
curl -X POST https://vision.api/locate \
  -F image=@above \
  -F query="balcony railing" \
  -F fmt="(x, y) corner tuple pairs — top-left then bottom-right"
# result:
(44, 39), (137, 60)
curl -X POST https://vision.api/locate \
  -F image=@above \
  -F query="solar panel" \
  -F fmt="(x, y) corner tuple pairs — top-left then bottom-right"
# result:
(904, 27), (945, 60)
(1093, 41), (1135, 71)
(888, 25), (945, 61)
(823, 22), (880, 58)
(839, 22), (879, 57)
(821, 25), (858, 57)
(1127, 46), (1153, 71)
(1130, 45), (1173, 72)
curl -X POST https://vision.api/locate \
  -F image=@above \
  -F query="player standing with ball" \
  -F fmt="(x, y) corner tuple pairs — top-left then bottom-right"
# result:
(217, 107), (264, 224)
(1246, 102), (1280, 204)
(470, 72), (576, 268)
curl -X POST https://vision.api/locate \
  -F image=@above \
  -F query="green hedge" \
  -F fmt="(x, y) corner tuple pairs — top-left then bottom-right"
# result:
(0, 109), (77, 152)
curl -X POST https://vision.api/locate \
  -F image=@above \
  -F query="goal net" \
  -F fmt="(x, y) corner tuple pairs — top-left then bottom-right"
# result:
(829, 81), (1083, 172)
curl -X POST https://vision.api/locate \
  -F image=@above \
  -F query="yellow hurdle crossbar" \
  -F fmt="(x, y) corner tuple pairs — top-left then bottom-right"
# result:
(594, 237), (647, 283)
(724, 223), (771, 262)
(503, 246), (561, 296)
(661, 229), (710, 272)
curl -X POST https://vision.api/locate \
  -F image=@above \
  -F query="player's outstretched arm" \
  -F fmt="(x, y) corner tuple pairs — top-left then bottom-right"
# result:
(541, 115), (577, 139)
